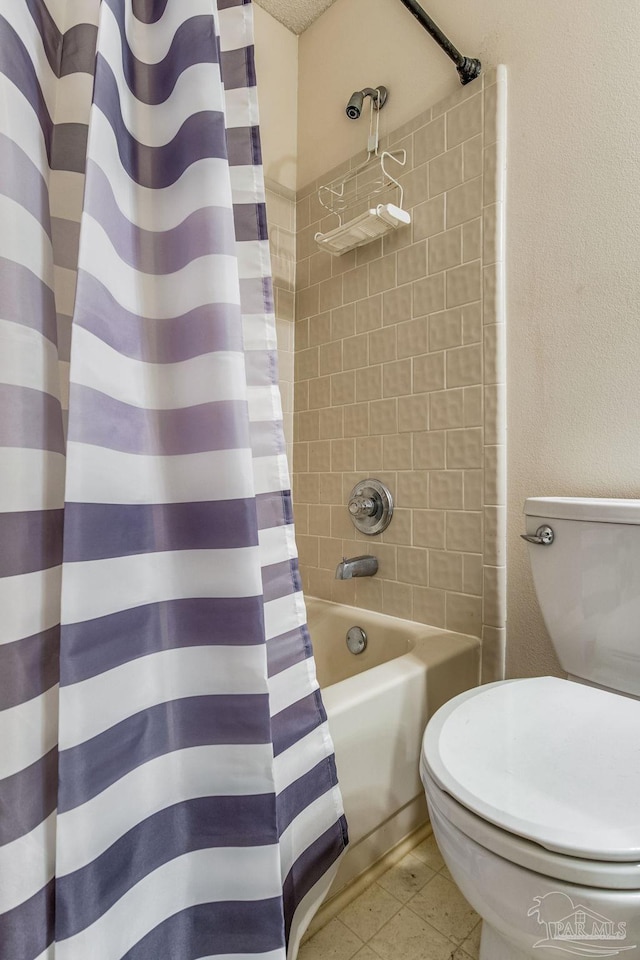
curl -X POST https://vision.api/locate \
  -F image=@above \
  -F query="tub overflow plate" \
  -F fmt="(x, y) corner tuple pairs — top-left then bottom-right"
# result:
(346, 626), (367, 655)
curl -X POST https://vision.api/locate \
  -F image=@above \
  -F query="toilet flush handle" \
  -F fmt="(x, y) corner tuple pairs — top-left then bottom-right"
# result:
(521, 525), (555, 546)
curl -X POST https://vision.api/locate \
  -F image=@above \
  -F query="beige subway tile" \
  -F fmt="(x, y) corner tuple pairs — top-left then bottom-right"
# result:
(309, 251), (332, 286)
(463, 134), (483, 180)
(483, 262), (505, 325)
(400, 163), (429, 207)
(462, 219), (482, 264)
(463, 385), (483, 427)
(344, 402), (370, 437)
(429, 146), (463, 197)
(397, 545), (429, 585)
(331, 371), (356, 406)
(483, 203), (503, 264)
(462, 301), (482, 344)
(319, 340), (343, 376)
(484, 564), (507, 628)
(447, 261), (482, 308)
(397, 241), (428, 286)
(398, 317), (429, 359)
(319, 275), (343, 312)
(463, 553), (483, 596)
(413, 353), (445, 393)
(446, 510), (483, 553)
(413, 194), (445, 241)
(331, 438), (355, 472)
(308, 311), (331, 346)
(464, 469), (483, 510)
(383, 358), (412, 398)
(398, 394), (429, 432)
(356, 435), (383, 471)
(308, 376), (331, 410)
(330, 251), (357, 280)
(430, 471), (463, 509)
(382, 506), (412, 545)
(343, 333), (369, 371)
(343, 264), (369, 303)
(277, 288), (295, 322)
(296, 347), (319, 384)
(297, 534), (319, 567)
(356, 295), (382, 333)
(397, 470), (429, 508)
(354, 576), (383, 612)
(331, 576), (356, 604)
(356, 365), (383, 402)
(482, 623), (506, 683)
(414, 431), (445, 469)
(484, 383), (506, 445)
(383, 285), (413, 326)
(293, 441), (309, 474)
(383, 434), (412, 470)
(484, 82), (502, 146)
(483, 323), (506, 385)
(370, 397), (398, 435)
(383, 580), (413, 619)
(308, 439), (331, 472)
(310, 567), (336, 601)
(413, 274), (445, 317)
(446, 177), (482, 229)
(428, 227), (462, 275)
(430, 551), (462, 591)
(319, 406), (343, 439)
(295, 257), (310, 292)
(331, 303), (356, 341)
(331, 504), (356, 541)
(446, 592), (482, 636)
(485, 444), (506, 505)
(429, 307), (462, 352)
(294, 501), (308, 534)
(484, 505), (506, 565)
(430, 388), (464, 430)
(278, 347), (294, 383)
(413, 586), (446, 627)
(308, 503), (331, 536)
(447, 427), (483, 468)
(296, 194), (310, 230)
(297, 284), (319, 320)
(413, 115), (445, 165)
(446, 92), (482, 148)
(447, 344), (482, 388)
(414, 509), (445, 548)
(295, 318), (309, 351)
(383, 222), (413, 255)
(369, 253), (397, 295)
(356, 238), (382, 266)
(296, 409), (319, 442)
(372, 543), (398, 580)
(319, 471), (343, 504)
(318, 535), (341, 571)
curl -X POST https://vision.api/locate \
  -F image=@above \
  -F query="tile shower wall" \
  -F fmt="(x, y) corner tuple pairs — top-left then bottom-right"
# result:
(265, 179), (296, 465)
(292, 68), (507, 681)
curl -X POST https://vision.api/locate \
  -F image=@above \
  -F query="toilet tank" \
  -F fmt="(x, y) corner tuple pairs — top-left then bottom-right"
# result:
(524, 497), (640, 697)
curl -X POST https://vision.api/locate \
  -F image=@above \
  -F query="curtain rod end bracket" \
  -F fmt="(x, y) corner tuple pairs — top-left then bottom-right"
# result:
(457, 57), (482, 85)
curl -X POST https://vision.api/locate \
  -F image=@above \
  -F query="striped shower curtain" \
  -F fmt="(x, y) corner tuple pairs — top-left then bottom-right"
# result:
(0, 1), (347, 958)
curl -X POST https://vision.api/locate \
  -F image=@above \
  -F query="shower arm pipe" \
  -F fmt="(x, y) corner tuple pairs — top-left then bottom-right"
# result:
(396, 0), (481, 85)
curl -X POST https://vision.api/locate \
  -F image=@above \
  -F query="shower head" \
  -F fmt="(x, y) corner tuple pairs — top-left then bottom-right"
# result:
(345, 86), (388, 120)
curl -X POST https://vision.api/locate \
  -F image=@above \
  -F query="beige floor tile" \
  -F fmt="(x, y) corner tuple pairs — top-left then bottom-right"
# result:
(368, 906), (454, 960)
(339, 883), (402, 942)
(352, 947), (381, 960)
(408, 874), (479, 944)
(439, 865), (454, 883)
(377, 852), (436, 903)
(459, 920), (482, 959)
(299, 918), (364, 960)
(411, 834), (445, 872)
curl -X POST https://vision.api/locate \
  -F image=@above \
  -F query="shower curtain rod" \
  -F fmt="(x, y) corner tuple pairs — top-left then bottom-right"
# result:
(396, 0), (481, 85)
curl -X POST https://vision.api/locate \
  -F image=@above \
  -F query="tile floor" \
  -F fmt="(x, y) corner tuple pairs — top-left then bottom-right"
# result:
(300, 835), (481, 960)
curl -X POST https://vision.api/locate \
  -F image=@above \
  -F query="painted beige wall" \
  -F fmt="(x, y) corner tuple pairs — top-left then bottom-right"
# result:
(253, 4), (298, 190)
(298, 0), (640, 678)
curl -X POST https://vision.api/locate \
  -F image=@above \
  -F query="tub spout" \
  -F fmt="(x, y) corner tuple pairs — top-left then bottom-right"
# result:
(335, 555), (379, 579)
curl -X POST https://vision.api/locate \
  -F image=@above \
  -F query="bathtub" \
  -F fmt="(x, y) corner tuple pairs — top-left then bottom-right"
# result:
(306, 596), (481, 895)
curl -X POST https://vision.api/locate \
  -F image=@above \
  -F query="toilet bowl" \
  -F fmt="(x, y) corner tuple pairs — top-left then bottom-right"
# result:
(421, 498), (640, 960)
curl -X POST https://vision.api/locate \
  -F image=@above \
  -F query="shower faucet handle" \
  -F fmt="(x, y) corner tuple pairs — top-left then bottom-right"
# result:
(348, 496), (377, 518)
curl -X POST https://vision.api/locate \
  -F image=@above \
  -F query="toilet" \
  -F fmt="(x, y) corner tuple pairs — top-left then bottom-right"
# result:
(421, 498), (640, 960)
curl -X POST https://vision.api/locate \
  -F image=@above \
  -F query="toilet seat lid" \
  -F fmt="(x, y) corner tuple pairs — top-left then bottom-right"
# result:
(423, 677), (640, 862)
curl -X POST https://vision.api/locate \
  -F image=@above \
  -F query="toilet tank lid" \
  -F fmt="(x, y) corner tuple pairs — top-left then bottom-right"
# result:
(525, 497), (640, 524)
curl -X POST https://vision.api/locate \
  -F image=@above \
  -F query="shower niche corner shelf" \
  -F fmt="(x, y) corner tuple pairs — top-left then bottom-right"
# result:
(314, 149), (411, 257)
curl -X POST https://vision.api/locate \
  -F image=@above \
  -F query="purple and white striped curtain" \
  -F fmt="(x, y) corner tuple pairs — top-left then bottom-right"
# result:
(0, 2), (347, 958)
